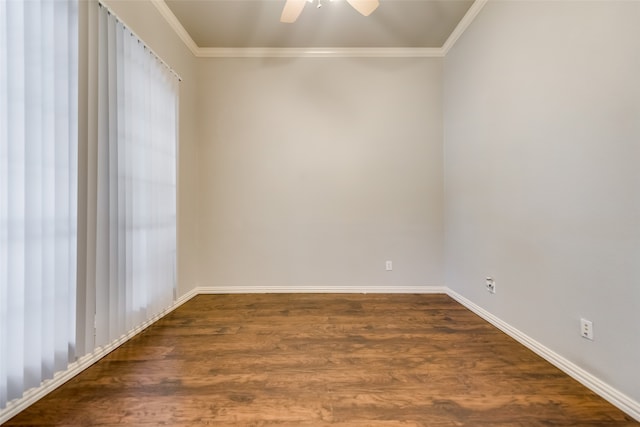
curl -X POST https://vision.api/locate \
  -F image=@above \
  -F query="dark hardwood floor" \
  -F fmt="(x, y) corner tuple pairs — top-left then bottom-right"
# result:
(4, 293), (638, 426)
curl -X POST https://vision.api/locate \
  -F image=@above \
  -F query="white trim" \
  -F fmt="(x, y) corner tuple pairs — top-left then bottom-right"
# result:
(441, 0), (488, 55)
(99, 2), (182, 81)
(0, 284), (441, 423)
(3, 285), (639, 423)
(150, 0), (199, 56)
(195, 47), (444, 58)
(195, 285), (447, 294)
(446, 289), (640, 422)
(0, 288), (198, 425)
(151, 0), (485, 58)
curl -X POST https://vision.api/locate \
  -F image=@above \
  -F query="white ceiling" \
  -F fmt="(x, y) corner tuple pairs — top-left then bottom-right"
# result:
(163, 0), (476, 50)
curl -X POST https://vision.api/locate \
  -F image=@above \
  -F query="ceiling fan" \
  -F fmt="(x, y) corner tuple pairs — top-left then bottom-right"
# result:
(280, 0), (380, 23)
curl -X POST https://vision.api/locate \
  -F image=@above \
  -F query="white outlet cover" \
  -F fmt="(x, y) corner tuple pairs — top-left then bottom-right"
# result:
(485, 277), (496, 294)
(580, 318), (594, 340)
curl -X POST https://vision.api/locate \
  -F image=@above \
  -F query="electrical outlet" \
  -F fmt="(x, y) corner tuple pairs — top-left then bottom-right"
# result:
(485, 277), (496, 294)
(580, 318), (594, 340)
(385, 260), (393, 271)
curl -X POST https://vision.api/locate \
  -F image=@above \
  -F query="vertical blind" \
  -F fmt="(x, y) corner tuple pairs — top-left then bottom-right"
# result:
(80, 4), (178, 352)
(0, 0), (78, 409)
(1, 0), (178, 410)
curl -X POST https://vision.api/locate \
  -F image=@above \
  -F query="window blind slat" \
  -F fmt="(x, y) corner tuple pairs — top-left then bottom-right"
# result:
(83, 3), (177, 353)
(0, 0), (78, 409)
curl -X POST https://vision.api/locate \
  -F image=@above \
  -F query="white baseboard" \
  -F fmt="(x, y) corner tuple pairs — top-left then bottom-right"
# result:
(195, 284), (447, 294)
(3, 285), (638, 423)
(0, 288), (199, 425)
(446, 288), (640, 422)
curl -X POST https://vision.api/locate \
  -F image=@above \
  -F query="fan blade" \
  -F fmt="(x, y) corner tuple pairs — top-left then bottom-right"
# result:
(346, 0), (379, 16)
(280, 0), (307, 23)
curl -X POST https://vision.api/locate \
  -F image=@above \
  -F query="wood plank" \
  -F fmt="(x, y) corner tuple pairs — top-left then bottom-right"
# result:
(4, 294), (638, 426)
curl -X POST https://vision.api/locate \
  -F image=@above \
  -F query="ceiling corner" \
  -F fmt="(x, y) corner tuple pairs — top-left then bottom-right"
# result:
(441, 0), (488, 55)
(153, 0), (486, 59)
(151, 0), (201, 56)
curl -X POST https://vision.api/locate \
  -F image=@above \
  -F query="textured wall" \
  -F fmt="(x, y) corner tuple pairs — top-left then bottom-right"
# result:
(444, 0), (640, 403)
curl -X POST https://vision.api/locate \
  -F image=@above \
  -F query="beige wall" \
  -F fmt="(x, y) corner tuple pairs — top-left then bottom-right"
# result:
(101, 0), (200, 297)
(84, 0), (639, 413)
(94, 4), (446, 293)
(444, 1), (640, 403)
(196, 57), (444, 289)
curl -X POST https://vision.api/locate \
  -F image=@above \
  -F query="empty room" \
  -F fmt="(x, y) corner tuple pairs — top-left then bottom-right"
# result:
(1, 0), (639, 425)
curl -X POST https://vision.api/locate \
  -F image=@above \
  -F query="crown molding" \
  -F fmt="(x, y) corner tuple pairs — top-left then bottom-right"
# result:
(196, 47), (444, 58)
(150, 0), (199, 56)
(441, 0), (488, 55)
(153, 0), (486, 59)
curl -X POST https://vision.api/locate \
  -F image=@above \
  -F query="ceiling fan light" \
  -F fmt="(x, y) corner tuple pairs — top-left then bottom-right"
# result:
(280, 0), (307, 23)
(281, 0), (378, 23)
(345, 0), (379, 16)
